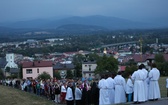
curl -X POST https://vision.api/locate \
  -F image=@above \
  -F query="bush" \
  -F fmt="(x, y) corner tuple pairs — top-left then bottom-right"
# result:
(37, 72), (51, 80)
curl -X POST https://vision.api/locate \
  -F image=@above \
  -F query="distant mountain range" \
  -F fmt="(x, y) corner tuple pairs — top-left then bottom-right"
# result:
(0, 15), (168, 32)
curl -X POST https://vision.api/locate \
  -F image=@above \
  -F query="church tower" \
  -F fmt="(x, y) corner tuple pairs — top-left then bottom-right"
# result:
(5, 53), (18, 69)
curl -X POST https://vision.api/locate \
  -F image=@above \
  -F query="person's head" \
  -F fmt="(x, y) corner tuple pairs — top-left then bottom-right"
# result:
(67, 82), (72, 87)
(152, 63), (157, 68)
(117, 71), (122, 75)
(138, 64), (142, 70)
(140, 64), (145, 69)
(101, 74), (105, 79)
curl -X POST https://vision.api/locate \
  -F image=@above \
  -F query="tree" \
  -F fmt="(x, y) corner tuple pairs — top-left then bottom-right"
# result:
(95, 55), (118, 74)
(0, 69), (5, 79)
(154, 54), (167, 76)
(5, 66), (10, 78)
(53, 71), (61, 79)
(162, 62), (168, 76)
(126, 59), (137, 66)
(155, 54), (165, 63)
(86, 53), (99, 61)
(5, 66), (10, 72)
(19, 65), (23, 79)
(37, 72), (51, 80)
(123, 65), (137, 78)
(66, 70), (73, 79)
(73, 54), (85, 78)
(74, 63), (82, 78)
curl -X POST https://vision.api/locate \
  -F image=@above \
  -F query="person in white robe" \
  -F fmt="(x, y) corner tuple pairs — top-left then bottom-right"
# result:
(126, 74), (133, 102)
(98, 74), (110, 105)
(114, 71), (126, 104)
(65, 82), (74, 105)
(140, 64), (149, 101)
(75, 84), (82, 105)
(166, 78), (168, 97)
(148, 63), (161, 100)
(106, 73), (115, 104)
(131, 65), (145, 103)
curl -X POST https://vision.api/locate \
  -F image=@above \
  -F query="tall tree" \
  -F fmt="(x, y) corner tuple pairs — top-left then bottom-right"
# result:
(95, 55), (118, 74)
(53, 71), (61, 79)
(0, 69), (5, 79)
(155, 53), (165, 63)
(154, 54), (167, 76)
(74, 63), (82, 78)
(66, 70), (73, 79)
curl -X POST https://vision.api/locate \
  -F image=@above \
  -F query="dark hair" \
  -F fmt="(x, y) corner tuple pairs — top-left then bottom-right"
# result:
(152, 63), (157, 68)
(138, 65), (142, 69)
(101, 74), (105, 79)
(140, 64), (145, 68)
(117, 71), (122, 75)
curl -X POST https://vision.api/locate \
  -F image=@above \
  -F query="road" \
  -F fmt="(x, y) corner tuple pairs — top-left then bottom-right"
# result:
(129, 98), (168, 105)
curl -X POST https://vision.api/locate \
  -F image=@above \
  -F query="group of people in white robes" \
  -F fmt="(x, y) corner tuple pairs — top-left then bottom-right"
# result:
(98, 63), (161, 105)
(98, 72), (126, 105)
(131, 63), (161, 103)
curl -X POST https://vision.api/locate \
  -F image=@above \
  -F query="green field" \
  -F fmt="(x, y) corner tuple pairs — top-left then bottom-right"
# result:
(0, 85), (57, 105)
(159, 77), (167, 98)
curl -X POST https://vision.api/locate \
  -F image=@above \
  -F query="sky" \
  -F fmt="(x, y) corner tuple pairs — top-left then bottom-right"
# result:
(0, 0), (168, 22)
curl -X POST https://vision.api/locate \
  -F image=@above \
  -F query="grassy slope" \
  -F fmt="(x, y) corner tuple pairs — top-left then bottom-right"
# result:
(159, 76), (167, 98)
(0, 85), (56, 105)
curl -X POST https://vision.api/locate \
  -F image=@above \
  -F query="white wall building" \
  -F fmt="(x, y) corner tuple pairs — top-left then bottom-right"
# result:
(5, 53), (18, 69)
(82, 61), (97, 79)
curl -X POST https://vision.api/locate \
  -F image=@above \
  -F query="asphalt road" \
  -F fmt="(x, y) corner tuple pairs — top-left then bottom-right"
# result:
(56, 97), (168, 105)
(130, 98), (168, 105)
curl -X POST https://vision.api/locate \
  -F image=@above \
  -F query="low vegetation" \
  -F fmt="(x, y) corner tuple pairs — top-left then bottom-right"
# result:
(0, 85), (57, 105)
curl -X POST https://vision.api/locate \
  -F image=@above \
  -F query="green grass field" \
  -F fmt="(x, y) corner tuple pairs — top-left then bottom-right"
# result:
(0, 77), (167, 105)
(159, 76), (167, 98)
(0, 85), (57, 105)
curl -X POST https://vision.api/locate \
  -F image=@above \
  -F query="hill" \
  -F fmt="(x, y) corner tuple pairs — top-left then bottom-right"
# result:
(56, 24), (108, 33)
(0, 85), (57, 105)
(1, 15), (167, 30)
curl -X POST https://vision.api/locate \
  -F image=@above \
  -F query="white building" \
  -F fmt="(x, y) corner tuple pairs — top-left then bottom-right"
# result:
(82, 61), (97, 79)
(5, 53), (18, 69)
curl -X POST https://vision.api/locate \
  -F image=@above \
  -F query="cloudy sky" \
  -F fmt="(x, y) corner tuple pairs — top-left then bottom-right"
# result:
(0, 0), (168, 22)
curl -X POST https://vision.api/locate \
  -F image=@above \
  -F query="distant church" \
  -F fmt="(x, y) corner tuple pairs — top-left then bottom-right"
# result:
(5, 53), (18, 69)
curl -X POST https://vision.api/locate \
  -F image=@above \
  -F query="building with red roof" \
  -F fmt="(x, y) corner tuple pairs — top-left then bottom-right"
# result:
(22, 61), (53, 79)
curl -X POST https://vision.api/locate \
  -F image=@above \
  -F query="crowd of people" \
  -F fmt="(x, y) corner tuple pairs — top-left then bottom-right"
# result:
(0, 76), (99, 105)
(0, 63), (165, 105)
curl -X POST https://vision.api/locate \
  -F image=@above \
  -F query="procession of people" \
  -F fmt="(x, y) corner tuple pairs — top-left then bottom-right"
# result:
(0, 63), (163, 105)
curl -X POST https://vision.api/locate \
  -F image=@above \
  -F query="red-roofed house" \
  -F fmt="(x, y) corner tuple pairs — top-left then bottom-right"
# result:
(118, 65), (126, 71)
(22, 61), (53, 79)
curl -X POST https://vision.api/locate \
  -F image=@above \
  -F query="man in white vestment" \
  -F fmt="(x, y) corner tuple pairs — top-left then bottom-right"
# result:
(140, 64), (149, 101)
(65, 82), (74, 105)
(114, 71), (126, 104)
(148, 63), (161, 100)
(166, 78), (168, 97)
(131, 65), (145, 103)
(98, 74), (110, 105)
(106, 73), (115, 104)
(126, 74), (133, 102)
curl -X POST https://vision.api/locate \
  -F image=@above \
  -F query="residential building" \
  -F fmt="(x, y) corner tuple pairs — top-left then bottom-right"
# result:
(53, 63), (75, 79)
(22, 61), (53, 79)
(82, 61), (97, 79)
